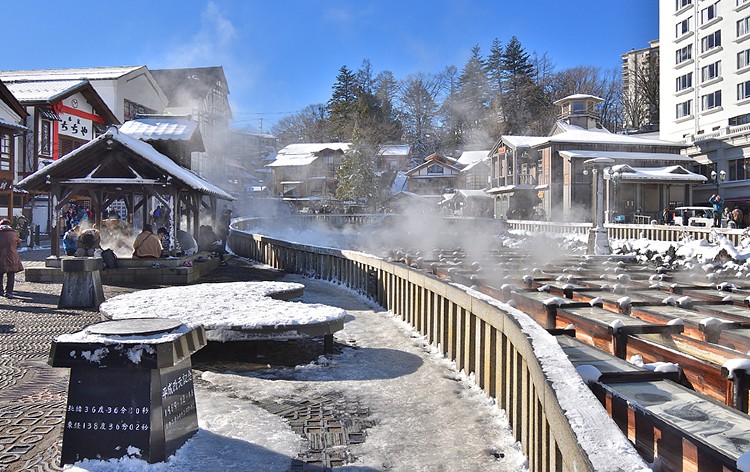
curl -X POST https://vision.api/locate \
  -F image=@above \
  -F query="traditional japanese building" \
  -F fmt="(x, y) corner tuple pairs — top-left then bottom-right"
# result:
(267, 143), (350, 211)
(0, 81), (28, 221)
(403, 153), (462, 200)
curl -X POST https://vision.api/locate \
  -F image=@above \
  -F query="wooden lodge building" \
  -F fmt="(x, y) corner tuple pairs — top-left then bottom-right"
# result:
(488, 94), (706, 223)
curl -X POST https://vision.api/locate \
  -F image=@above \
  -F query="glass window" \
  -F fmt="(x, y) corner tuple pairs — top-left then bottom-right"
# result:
(701, 61), (721, 81)
(677, 0), (692, 9)
(739, 16), (750, 37)
(728, 158), (749, 181)
(0, 133), (10, 172)
(701, 30), (722, 52)
(702, 3), (719, 23)
(676, 100), (693, 118)
(427, 164), (443, 175)
(730, 112), (750, 126)
(676, 72), (693, 91)
(701, 90), (722, 110)
(676, 17), (693, 37)
(676, 44), (693, 64)
(738, 49), (750, 69)
(739, 80), (750, 100)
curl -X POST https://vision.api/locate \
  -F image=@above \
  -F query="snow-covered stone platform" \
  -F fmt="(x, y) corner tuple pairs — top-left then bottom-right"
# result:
(99, 281), (348, 354)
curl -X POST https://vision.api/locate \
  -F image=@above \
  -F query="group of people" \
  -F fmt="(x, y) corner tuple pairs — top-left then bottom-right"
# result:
(131, 208), (232, 264)
(61, 208), (234, 265)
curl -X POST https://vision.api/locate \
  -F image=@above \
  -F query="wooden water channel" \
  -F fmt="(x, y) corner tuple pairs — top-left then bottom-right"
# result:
(229, 216), (750, 472)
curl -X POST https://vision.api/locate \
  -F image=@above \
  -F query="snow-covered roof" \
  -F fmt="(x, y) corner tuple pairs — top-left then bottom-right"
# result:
(457, 150), (490, 165)
(0, 117), (27, 131)
(119, 116), (200, 142)
(553, 93), (603, 104)
(500, 136), (549, 148)
(268, 142), (350, 168)
(549, 122), (681, 147)
(0, 66), (145, 82)
(390, 171), (407, 195)
(5, 79), (88, 103)
(17, 127), (234, 200)
(457, 189), (491, 198)
(611, 165), (708, 183)
(558, 150), (696, 162)
(378, 144), (410, 156)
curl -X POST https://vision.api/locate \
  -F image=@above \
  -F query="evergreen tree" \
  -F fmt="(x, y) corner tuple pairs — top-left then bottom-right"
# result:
(455, 45), (491, 147)
(501, 36), (537, 134)
(327, 65), (359, 141)
(336, 128), (377, 208)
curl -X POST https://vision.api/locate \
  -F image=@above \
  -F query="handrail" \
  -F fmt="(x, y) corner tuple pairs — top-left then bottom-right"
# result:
(227, 217), (650, 472)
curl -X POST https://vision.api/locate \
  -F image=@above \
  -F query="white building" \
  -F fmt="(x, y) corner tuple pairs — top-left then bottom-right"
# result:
(659, 0), (750, 214)
(621, 40), (660, 132)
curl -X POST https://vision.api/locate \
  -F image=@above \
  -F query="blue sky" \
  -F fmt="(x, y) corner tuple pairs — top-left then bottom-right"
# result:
(3, 0), (657, 132)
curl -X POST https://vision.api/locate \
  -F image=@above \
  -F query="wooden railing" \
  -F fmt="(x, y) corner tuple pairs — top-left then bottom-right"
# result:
(228, 217), (650, 472)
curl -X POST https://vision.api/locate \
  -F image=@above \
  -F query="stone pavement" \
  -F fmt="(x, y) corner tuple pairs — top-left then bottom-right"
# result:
(0, 247), (350, 471)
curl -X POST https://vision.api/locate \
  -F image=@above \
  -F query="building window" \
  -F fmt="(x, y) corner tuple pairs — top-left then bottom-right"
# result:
(728, 158), (749, 181)
(676, 100), (693, 118)
(739, 81), (750, 100)
(676, 44), (693, 64)
(701, 30), (722, 52)
(676, 17), (693, 37)
(739, 49), (750, 69)
(702, 3), (719, 23)
(677, 0), (692, 9)
(701, 90), (722, 110)
(0, 133), (11, 172)
(701, 61), (721, 81)
(427, 164), (443, 175)
(741, 0), (750, 6)
(730, 112), (750, 126)
(123, 99), (156, 121)
(40, 119), (52, 157)
(739, 16), (750, 37)
(676, 72), (693, 91)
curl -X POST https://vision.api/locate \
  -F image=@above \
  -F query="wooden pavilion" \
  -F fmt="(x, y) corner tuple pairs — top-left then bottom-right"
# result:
(17, 126), (234, 256)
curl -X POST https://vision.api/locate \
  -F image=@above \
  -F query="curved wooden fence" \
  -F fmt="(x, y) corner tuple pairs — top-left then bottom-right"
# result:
(228, 216), (650, 472)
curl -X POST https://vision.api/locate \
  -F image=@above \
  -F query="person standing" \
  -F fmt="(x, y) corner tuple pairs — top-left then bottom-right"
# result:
(218, 209), (232, 251)
(0, 219), (24, 298)
(709, 194), (724, 227)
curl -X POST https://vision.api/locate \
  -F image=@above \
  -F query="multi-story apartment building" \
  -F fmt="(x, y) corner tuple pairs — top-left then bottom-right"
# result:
(660, 0), (750, 214)
(622, 40), (660, 132)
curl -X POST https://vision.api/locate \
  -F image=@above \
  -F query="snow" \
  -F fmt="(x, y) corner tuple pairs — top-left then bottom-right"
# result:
(99, 281), (347, 336)
(64, 274), (529, 471)
(577, 365), (602, 384)
(722, 358), (750, 380)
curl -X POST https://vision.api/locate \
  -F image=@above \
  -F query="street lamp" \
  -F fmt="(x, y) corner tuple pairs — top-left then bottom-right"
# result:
(710, 169), (726, 193)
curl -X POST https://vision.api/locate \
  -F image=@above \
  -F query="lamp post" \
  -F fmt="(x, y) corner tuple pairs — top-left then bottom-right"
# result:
(583, 158), (615, 256)
(710, 169), (726, 193)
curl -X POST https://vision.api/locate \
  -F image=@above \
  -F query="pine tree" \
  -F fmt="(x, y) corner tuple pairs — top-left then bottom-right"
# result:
(501, 36), (537, 134)
(327, 65), (359, 141)
(336, 128), (377, 208)
(455, 45), (491, 147)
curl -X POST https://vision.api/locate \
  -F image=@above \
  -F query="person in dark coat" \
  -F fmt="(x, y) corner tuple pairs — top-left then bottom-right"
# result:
(0, 219), (24, 298)
(218, 209), (232, 251)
